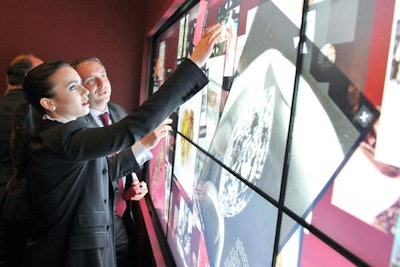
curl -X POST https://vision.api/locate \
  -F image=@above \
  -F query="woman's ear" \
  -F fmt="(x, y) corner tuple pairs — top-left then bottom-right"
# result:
(40, 98), (56, 112)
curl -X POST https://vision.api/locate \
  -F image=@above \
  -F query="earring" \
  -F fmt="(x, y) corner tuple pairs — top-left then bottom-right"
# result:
(52, 106), (56, 111)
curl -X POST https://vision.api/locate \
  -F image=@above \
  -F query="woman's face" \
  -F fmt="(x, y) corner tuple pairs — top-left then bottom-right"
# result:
(47, 66), (90, 122)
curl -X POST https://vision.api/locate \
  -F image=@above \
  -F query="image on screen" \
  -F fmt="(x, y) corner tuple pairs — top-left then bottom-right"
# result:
(145, 0), (395, 266)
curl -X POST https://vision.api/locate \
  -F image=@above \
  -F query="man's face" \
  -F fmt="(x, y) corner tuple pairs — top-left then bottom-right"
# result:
(76, 60), (111, 111)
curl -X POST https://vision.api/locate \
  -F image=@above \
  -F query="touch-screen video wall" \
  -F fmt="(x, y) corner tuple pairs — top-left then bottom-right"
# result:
(145, 0), (400, 266)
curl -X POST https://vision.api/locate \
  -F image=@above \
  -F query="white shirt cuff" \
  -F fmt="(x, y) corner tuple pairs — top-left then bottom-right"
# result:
(131, 141), (153, 166)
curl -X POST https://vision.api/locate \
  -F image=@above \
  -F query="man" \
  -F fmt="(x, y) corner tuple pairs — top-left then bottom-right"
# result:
(0, 53), (42, 267)
(0, 53), (43, 200)
(71, 57), (167, 267)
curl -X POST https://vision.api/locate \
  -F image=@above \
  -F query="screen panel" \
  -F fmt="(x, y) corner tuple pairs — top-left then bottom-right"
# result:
(280, 0), (380, 258)
(283, 0), (379, 217)
(167, 142), (278, 266)
(283, 2), (400, 266)
(144, 0), (394, 266)
(278, 214), (358, 267)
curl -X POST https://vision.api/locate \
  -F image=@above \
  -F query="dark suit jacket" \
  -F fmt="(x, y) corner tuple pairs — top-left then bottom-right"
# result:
(23, 59), (208, 267)
(84, 102), (136, 229)
(0, 89), (26, 188)
(101, 103), (135, 221)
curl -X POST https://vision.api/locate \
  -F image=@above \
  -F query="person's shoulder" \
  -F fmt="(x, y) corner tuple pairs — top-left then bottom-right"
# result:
(108, 102), (124, 110)
(5, 88), (24, 97)
(108, 102), (127, 114)
(0, 89), (25, 104)
(39, 119), (88, 140)
(75, 115), (99, 128)
(80, 111), (95, 120)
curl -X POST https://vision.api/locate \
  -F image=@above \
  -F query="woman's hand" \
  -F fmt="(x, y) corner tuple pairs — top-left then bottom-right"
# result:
(140, 118), (173, 150)
(190, 24), (224, 68)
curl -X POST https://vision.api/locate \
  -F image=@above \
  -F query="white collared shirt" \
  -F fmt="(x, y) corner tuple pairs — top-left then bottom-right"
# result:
(89, 108), (153, 167)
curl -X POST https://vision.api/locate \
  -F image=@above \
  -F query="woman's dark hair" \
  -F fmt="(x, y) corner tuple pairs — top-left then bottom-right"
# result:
(23, 60), (69, 114)
(8, 61), (70, 189)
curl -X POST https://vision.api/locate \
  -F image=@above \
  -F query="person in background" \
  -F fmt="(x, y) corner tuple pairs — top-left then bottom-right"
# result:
(14, 24), (222, 267)
(0, 53), (42, 267)
(71, 56), (162, 267)
(0, 53), (43, 194)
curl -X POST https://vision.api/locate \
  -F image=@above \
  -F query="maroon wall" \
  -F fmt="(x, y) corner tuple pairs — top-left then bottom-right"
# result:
(0, 0), (147, 112)
(144, 0), (184, 35)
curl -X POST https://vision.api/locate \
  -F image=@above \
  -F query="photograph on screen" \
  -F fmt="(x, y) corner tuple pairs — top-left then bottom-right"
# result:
(281, 0), (379, 247)
(153, 23), (179, 92)
(277, 214), (358, 267)
(167, 143), (211, 267)
(275, 1), (394, 266)
(375, 4), (400, 169)
(167, 179), (201, 267)
(147, 111), (178, 233)
(197, 56), (225, 152)
(173, 78), (206, 196)
(331, 121), (400, 235)
(174, 0), (255, 198)
(193, 156), (279, 267)
(169, 144), (279, 267)
(326, 2), (400, 265)
(146, 0), (388, 266)
(147, 139), (169, 232)
(159, 1), (300, 266)
(199, 0), (303, 225)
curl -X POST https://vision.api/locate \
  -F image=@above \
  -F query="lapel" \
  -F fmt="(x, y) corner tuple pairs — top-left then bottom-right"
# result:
(107, 103), (125, 123)
(106, 103), (133, 188)
(83, 113), (99, 127)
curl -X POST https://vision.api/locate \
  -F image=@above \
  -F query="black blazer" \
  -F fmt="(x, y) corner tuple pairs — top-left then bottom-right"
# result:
(83, 102), (136, 215)
(0, 89), (26, 186)
(103, 102), (135, 215)
(23, 59), (208, 267)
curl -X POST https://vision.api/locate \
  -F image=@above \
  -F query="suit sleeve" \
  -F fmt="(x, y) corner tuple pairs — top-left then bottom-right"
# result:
(121, 59), (208, 142)
(107, 147), (140, 181)
(35, 59), (208, 162)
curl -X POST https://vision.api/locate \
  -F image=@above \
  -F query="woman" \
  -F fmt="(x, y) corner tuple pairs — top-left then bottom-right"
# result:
(17, 24), (222, 267)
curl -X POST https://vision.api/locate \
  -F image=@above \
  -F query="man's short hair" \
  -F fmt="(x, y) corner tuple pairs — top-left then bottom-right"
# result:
(7, 54), (35, 86)
(70, 57), (104, 70)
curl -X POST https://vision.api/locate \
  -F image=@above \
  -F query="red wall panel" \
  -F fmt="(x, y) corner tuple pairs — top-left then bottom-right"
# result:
(0, 0), (147, 112)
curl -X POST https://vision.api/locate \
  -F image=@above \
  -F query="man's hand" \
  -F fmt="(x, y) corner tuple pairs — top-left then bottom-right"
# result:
(123, 180), (148, 201)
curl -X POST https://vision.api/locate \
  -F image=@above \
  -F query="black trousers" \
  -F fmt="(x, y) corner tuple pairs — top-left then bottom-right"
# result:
(114, 213), (130, 267)
(0, 220), (29, 267)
